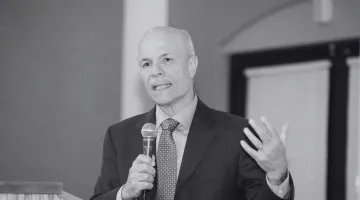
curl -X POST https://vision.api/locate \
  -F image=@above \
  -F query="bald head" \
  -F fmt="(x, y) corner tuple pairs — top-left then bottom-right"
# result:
(138, 26), (195, 60)
(137, 26), (198, 112)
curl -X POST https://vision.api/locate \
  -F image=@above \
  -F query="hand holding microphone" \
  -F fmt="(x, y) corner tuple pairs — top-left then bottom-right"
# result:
(121, 123), (157, 200)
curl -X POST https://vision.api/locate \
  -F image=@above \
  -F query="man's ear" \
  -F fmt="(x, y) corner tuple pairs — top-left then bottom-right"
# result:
(188, 55), (198, 78)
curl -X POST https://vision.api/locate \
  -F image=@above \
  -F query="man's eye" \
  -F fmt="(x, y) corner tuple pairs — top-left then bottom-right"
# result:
(164, 58), (172, 62)
(142, 62), (151, 68)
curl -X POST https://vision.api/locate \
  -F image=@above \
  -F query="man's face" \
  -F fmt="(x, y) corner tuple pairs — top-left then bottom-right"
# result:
(138, 30), (195, 106)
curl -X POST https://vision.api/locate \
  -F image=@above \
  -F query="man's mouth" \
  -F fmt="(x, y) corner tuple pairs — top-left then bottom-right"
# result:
(152, 83), (172, 91)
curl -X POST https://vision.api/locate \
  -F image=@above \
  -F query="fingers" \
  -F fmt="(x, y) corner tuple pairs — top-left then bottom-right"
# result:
(129, 154), (156, 182)
(260, 116), (278, 139)
(140, 173), (154, 183)
(123, 154), (156, 199)
(243, 128), (262, 150)
(130, 163), (156, 176)
(133, 154), (155, 166)
(241, 119), (289, 179)
(240, 140), (259, 160)
(137, 182), (154, 190)
(249, 119), (271, 143)
(129, 172), (154, 183)
(122, 181), (154, 199)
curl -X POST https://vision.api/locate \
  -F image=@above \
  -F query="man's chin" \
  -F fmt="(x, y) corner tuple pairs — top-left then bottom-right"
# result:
(153, 99), (172, 106)
(151, 95), (173, 106)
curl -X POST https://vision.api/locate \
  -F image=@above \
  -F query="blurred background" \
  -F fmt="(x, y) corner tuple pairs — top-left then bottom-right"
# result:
(0, 0), (359, 200)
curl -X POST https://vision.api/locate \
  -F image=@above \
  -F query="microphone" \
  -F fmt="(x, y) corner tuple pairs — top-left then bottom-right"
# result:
(141, 123), (158, 200)
(141, 123), (158, 157)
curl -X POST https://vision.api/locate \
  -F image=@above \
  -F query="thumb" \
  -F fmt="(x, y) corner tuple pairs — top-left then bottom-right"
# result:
(152, 155), (156, 166)
(280, 123), (288, 147)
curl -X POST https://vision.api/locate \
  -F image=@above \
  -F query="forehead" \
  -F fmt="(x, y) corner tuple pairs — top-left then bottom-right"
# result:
(138, 31), (187, 59)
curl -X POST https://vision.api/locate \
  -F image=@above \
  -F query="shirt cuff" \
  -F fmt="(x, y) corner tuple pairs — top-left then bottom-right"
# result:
(116, 185), (125, 200)
(266, 172), (291, 199)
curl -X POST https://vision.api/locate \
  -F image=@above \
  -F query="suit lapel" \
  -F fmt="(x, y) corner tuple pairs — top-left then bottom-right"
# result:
(175, 100), (216, 194)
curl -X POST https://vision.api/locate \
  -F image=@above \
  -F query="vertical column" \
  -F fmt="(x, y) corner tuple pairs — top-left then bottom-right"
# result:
(355, 56), (360, 200)
(346, 57), (359, 200)
(120, 0), (169, 120)
(358, 55), (360, 200)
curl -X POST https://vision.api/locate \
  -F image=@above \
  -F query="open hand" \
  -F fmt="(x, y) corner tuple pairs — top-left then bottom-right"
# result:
(240, 116), (289, 185)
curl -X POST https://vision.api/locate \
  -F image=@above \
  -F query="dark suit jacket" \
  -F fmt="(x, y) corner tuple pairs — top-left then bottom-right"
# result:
(90, 100), (295, 200)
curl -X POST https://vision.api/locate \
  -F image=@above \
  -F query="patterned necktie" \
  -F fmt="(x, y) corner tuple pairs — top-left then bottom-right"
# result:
(156, 118), (180, 200)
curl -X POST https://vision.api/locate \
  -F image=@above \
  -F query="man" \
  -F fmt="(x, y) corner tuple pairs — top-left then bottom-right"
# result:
(90, 26), (294, 200)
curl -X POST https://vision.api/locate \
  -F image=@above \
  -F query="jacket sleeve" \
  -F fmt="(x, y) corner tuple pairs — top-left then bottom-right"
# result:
(90, 126), (122, 200)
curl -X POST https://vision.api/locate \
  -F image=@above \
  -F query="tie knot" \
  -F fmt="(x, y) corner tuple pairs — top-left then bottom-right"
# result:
(160, 118), (180, 133)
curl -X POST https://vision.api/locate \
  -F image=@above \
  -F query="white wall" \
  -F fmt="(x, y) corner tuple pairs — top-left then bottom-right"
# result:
(0, 1), (122, 198)
(225, 0), (360, 53)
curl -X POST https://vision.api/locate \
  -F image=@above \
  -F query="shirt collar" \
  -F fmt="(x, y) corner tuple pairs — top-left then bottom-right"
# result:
(155, 95), (198, 130)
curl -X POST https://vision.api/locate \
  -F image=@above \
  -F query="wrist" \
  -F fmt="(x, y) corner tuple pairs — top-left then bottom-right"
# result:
(267, 168), (288, 186)
(121, 185), (131, 200)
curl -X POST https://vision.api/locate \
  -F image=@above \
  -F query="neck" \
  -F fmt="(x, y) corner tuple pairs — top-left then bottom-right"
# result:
(158, 91), (195, 117)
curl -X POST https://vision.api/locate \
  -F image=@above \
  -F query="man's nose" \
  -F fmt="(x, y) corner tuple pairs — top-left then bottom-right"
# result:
(151, 63), (164, 76)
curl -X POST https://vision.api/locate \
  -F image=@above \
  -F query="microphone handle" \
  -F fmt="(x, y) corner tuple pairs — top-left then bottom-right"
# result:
(143, 137), (156, 156)
(142, 137), (156, 200)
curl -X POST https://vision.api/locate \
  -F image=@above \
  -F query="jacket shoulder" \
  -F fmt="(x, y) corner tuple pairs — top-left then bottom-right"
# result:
(204, 107), (249, 144)
(208, 108), (249, 130)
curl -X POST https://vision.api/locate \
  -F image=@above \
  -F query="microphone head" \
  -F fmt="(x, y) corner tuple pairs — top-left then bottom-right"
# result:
(141, 123), (158, 138)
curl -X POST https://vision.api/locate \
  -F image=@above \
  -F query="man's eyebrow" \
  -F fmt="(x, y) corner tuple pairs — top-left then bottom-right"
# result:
(159, 53), (170, 58)
(139, 58), (151, 63)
